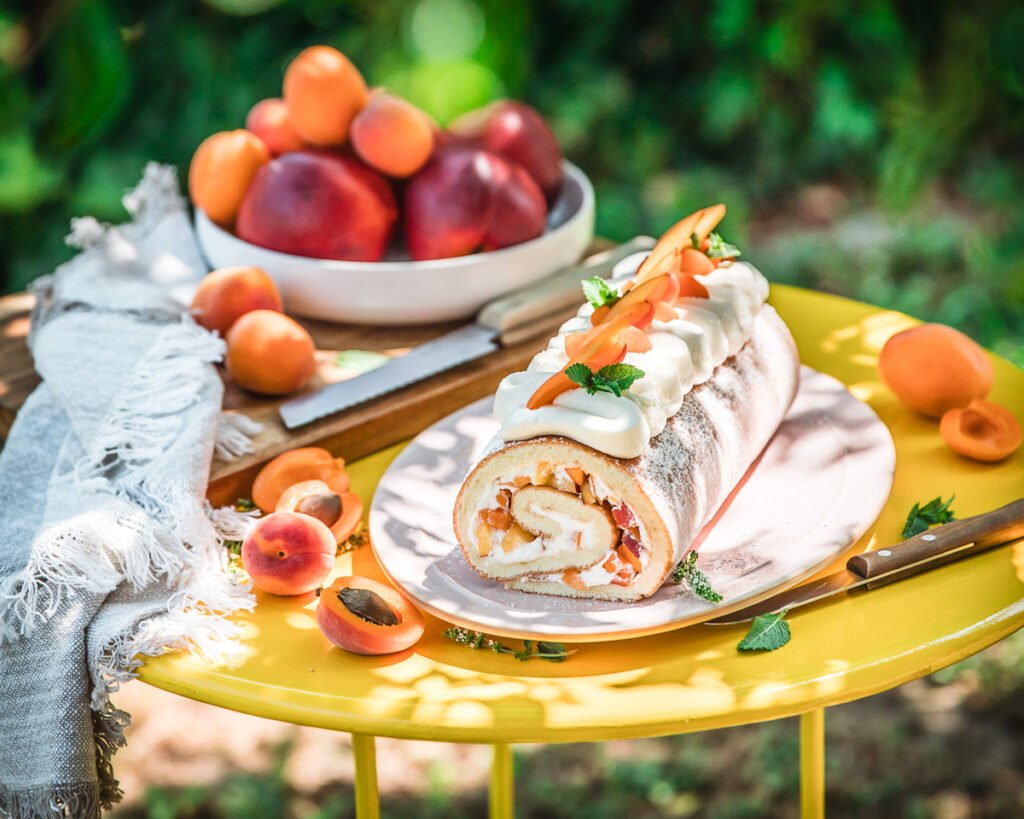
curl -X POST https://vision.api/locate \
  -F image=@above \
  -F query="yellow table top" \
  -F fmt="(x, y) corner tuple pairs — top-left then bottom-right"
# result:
(139, 285), (1024, 743)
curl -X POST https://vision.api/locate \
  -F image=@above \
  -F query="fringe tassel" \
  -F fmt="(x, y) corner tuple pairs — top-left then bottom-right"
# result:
(0, 782), (102, 819)
(214, 412), (264, 461)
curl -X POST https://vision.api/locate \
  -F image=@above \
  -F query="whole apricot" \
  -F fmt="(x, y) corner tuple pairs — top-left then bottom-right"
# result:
(283, 45), (367, 146)
(245, 98), (305, 156)
(226, 309), (316, 396)
(878, 323), (993, 417)
(350, 93), (435, 178)
(190, 266), (283, 336)
(242, 511), (336, 595)
(188, 129), (270, 227)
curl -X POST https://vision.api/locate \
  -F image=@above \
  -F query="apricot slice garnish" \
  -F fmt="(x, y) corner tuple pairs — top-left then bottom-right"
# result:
(940, 400), (1022, 463)
(252, 447), (350, 512)
(316, 576), (425, 655)
(635, 204), (726, 281)
(527, 304), (651, 409)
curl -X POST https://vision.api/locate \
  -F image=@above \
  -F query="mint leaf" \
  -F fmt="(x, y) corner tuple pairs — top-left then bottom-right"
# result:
(671, 551), (723, 602)
(706, 232), (741, 259)
(901, 494), (956, 539)
(581, 276), (620, 310)
(591, 363), (645, 397)
(565, 362), (592, 388)
(564, 362), (645, 397)
(737, 610), (791, 652)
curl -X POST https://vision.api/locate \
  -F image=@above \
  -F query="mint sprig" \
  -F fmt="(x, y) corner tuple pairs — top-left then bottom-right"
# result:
(443, 627), (574, 662)
(737, 610), (791, 652)
(901, 494), (956, 539)
(705, 232), (741, 259)
(671, 551), (723, 602)
(566, 362), (645, 397)
(581, 276), (620, 310)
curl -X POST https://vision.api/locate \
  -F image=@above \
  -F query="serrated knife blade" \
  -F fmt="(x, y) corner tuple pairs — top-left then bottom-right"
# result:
(279, 323), (499, 429)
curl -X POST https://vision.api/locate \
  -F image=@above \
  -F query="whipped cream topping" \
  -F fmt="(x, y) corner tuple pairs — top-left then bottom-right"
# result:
(494, 259), (769, 459)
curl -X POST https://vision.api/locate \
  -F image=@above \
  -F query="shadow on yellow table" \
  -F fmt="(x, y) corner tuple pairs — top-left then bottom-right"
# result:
(139, 285), (1024, 818)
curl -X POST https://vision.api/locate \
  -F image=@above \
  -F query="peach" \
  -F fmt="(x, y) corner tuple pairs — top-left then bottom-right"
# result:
(252, 447), (350, 513)
(189, 129), (270, 227)
(283, 45), (367, 146)
(879, 323), (993, 417)
(236, 151), (398, 261)
(276, 478), (363, 542)
(403, 146), (547, 260)
(350, 92), (435, 178)
(450, 100), (563, 200)
(241, 511), (336, 595)
(245, 98), (305, 156)
(225, 309), (316, 396)
(190, 266), (283, 336)
(316, 576), (424, 655)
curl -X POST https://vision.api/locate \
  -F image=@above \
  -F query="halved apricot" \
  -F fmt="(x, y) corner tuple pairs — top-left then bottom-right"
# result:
(252, 447), (350, 512)
(316, 576), (425, 655)
(940, 400), (1022, 463)
(276, 479), (363, 542)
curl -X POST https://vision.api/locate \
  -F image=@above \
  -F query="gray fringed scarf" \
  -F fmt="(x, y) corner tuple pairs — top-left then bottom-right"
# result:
(0, 165), (259, 817)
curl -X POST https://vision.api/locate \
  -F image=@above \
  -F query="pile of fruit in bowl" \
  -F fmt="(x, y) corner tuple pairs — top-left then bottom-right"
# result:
(190, 44), (576, 263)
(188, 45), (594, 325)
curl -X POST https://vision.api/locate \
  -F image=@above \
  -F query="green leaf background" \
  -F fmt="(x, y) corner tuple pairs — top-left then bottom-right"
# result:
(1, 0), (1021, 363)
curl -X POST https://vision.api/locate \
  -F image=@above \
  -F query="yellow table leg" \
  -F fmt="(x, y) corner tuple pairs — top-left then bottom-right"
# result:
(490, 743), (515, 819)
(800, 708), (825, 819)
(352, 733), (380, 819)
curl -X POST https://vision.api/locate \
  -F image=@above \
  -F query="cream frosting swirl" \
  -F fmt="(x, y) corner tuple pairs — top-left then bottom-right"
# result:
(493, 259), (770, 459)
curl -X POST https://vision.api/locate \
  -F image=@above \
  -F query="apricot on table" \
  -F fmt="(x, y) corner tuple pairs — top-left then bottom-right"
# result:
(878, 323), (993, 417)
(276, 478), (363, 542)
(241, 511), (336, 595)
(225, 309), (316, 396)
(190, 266), (283, 336)
(252, 447), (350, 513)
(316, 576), (425, 655)
(283, 45), (367, 146)
(246, 98), (305, 156)
(351, 92), (435, 178)
(189, 129), (270, 227)
(940, 400), (1022, 463)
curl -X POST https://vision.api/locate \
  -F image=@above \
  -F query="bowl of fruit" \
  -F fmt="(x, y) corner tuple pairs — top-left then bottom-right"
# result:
(190, 46), (594, 326)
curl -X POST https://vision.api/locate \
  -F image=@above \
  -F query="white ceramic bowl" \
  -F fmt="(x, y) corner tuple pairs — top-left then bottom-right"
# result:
(194, 161), (595, 325)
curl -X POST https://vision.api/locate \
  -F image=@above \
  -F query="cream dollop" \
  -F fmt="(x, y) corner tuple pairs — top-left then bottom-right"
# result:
(494, 260), (769, 459)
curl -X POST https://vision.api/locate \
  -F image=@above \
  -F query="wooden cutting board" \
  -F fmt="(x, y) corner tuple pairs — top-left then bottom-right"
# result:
(0, 242), (609, 502)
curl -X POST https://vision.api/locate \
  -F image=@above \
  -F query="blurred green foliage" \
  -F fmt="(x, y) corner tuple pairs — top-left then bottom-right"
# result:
(1, 0), (1022, 361)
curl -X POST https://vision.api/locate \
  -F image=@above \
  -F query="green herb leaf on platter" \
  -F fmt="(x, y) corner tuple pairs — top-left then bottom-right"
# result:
(234, 498), (257, 512)
(901, 494), (956, 539)
(737, 610), (791, 652)
(705, 232), (742, 259)
(581, 276), (620, 310)
(443, 627), (575, 662)
(671, 551), (723, 602)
